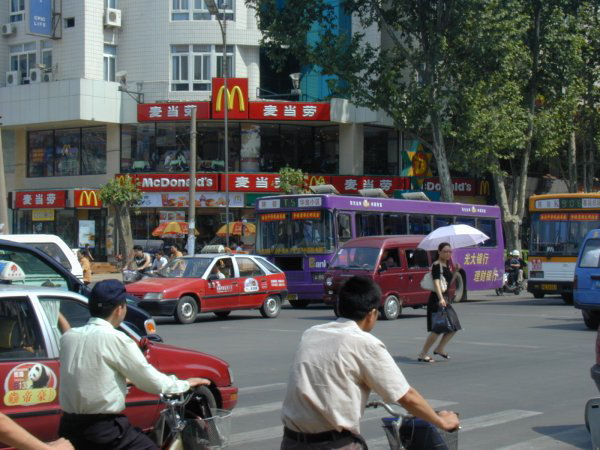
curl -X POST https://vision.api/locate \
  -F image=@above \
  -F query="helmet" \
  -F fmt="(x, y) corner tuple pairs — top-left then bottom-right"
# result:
(511, 250), (520, 257)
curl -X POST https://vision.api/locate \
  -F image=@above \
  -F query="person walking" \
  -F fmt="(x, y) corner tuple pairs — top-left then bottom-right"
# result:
(58, 279), (210, 449)
(281, 276), (459, 449)
(418, 242), (462, 363)
(77, 251), (92, 286)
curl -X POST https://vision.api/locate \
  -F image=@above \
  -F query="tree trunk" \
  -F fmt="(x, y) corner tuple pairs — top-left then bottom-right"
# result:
(117, 205), (134, 265)
(583, 139), (589, 191)
(492, 166), (521, 251)
(568, 130), (577, 192)
(430, 111), (454, 202)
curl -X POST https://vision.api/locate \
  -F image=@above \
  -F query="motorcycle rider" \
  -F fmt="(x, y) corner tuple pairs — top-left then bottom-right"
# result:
(128, 245), (152, 274)
(506, 250), (525, 287)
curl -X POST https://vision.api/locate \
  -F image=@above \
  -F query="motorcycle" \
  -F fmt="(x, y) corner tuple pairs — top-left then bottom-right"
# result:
(495, 268), (523, 296)
(123, 269), (156, 284)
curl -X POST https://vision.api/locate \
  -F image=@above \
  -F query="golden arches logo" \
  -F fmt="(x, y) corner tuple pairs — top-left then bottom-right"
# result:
(215, 85), (245, 112)
(78, 190), (100, 207)
(478, 180), (490, 196)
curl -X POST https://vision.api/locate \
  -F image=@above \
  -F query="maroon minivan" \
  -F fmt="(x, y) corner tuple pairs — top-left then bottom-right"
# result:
(323, 235), (454, 320)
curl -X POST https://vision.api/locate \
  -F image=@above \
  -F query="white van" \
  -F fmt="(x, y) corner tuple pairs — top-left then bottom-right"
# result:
(0, 234), (84, 280)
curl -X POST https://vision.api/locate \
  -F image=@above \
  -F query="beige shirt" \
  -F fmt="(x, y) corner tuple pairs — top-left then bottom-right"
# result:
(281, 319), (410, 434)
(60, 317), (190, 414)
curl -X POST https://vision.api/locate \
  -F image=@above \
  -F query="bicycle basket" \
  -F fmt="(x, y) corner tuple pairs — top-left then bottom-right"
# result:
(181, 409), (232, 449)
(396, 416), (458, 450)
(381, 417), (403, 450)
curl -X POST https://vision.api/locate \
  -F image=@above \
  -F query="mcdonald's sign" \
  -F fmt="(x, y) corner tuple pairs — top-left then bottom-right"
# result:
(478, 180), (491, 197)
(74, 190), (102, 208)
(211, 78), (249, 119)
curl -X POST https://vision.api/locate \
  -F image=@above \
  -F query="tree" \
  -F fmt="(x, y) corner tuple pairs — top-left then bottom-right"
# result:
(99, 176), (142, 265)
(279, 166), (306, 194)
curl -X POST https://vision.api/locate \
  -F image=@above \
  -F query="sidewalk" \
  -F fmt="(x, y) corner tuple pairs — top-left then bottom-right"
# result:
(90, 271), (123, 285)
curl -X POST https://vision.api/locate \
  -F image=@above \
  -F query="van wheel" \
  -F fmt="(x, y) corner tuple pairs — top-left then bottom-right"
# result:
(533, 292), (545, 299)
(454, 272), (467, 303)
(175, 296), (198, 324)
(583, 310), (600, 330)
(260, 295), (281, 318)
(381, 295), (401, 320)
(561, 293), (574, 305)
(289, 299), (310, 308)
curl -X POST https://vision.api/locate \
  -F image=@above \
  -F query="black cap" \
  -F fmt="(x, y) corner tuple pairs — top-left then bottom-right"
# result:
(90, 279), (127, 310)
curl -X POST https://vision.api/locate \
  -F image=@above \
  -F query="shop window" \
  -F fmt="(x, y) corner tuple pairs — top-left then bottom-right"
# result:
(82, 128), (107, 175)
(121, 124), (156, 172)
(55, 129), (81, 176)
(314, 127), (338, 174)
(28, 130), (55, 177)
(197, 123), (240, 172)
(156, 123), (191, 172)
(364, 126), (399, 176)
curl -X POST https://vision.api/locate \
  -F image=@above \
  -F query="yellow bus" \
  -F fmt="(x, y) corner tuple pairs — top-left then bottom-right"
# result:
(528, 193), (600, 303)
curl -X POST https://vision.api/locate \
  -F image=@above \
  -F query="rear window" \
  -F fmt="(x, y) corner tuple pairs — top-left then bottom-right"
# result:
(255, 257), (282, 274)
(579, 239), (600, 268)
(31, 243), (72, 270)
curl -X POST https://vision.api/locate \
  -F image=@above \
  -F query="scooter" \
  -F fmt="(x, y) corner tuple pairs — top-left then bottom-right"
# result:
(123, 269), (156, 284)
(495, 269), (523, 296)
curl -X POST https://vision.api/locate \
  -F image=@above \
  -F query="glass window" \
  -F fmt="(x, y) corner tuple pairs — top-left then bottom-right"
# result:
(290, 211), (334, 252)
(172, 0), (190, 20)
(477, 219), (497, 248)
(103, 45), (116, 82)
(0, 297), (47, 360)
(156, 123), (190, 172)
(383, 213), (407, 235)
(314, 127), (339, 174)
(193, 46), (211, 91)
(39, 296), (88, 345)
(10, 0), (24, 22)
(364, 127), (399, 175)
(105, 0), (118, 8)
(216, 46), (234, 78)
(356, 213), (381, 237)
(433, 216), (453, 229)
(0, 245), (70, 289)
(408, 214), (432, 235)
(82, 127), (107, 175)
(455, 217), (476, 227)
(9, 41), (36, 83)
(28, 130), (55, 177)
(41, 41), (53, 70)
(337, 213), (352, 243)
(171, 45), (189, 90)
(171, 45), (234, 91)
(30, 243), (71, 270)
(579, 239), (600, 268)
(121, 124), (156, 172)
(329, 247), (380, 270)
(381, 248), (400, 268)
(237, 257), (264, 277)
(55, 129), (81, 176)
(158, 257), (211, 278)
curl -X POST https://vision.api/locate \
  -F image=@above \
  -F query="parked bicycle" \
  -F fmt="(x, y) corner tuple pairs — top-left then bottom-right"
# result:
(151, 387), (232, 450)
(366, 400), (458, 450)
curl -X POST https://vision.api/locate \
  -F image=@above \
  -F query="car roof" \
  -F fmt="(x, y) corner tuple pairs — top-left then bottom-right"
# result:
(341, 235), (427, 248)
(0, 284), (88, 301)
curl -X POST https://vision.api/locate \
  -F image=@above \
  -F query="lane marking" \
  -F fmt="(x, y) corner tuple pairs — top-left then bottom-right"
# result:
(238, 383), (287, 394)
(230, 425), (283, 446)
(411, 337), (540, 349)
(496, 426), (589, 449)
(234, 401), (282, 417)
(219, 326), (300, 333)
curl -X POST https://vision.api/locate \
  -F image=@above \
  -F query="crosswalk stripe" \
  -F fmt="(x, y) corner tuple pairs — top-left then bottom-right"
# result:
(496, 426), (590, 450)
(234, 401), (282, 417)
(230, 425), (283, 446)
(237, 383), (287, 394)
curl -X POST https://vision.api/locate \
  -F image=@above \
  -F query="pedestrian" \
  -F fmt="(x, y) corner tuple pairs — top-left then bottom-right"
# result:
(77, 251), (92, 286)
(58, 279), (210, 450)
(151, 250), (168, 271)
(0, 412), (74, 449)
(169, 244), (183, 261)
(418, 242), (462, 363)
(281, 275), (459, 449)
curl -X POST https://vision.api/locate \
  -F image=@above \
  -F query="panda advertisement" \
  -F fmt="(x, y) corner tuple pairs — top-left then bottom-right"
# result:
(3, 363), (57, 406)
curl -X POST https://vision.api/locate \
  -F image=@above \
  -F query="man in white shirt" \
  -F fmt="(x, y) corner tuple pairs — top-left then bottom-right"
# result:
(58, 280), (209, 449)
(281, 276), (459, 449)
(151, 250), (168, 271)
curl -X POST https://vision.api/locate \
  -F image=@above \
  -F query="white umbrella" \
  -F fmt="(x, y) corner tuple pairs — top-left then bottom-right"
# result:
(418, 224), (489, 250)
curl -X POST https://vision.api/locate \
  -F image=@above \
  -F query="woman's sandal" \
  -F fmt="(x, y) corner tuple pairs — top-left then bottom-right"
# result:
(433, 351), (450, 359)
(417, 355), (435, 363)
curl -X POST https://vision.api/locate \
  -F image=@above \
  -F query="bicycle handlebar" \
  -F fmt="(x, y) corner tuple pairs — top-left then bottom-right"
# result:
(159, 390), (195, 408)
(366, 401), (403, 417)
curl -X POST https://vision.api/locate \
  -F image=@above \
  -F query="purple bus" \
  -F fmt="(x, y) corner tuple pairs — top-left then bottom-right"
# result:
(255, 194), (504, 307)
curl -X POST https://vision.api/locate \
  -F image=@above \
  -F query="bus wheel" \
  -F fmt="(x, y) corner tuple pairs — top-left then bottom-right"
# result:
(561, 293), (574, 305)
(289, 299), (310, 308)
(381, 295), (401, 320)
(533, 292), (545, 299)
(454, 272), (467, 303)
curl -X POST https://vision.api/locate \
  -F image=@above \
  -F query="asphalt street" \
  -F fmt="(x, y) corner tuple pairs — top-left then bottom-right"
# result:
(155, 290), (597, 449)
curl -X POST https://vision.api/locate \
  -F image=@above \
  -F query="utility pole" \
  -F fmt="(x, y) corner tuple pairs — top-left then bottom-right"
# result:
(0, 119), (9, 234)
(187, 106), (197, 255)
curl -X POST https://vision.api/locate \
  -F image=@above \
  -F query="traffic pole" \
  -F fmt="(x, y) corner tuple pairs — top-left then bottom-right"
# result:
(187, 106), (197, 255)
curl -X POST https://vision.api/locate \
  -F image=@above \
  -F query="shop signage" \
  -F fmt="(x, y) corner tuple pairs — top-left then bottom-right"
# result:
(330, 176), (412, 195)
(74, 190), (102, 208)
(540, 213), (568, 221)
(123, 173), (218, 192)
(423, 178), (477, 196)
(137, 102), (211, 122)
(15, 191), (66, 208)
(261, 212), (285, 221)
(292, 211), (321, 220)
(140, 192), (244, 208)
(249, 102), (330, 121)
(221, 173), (281, 192)
(32, 209), (54, 221)
(27, 0), (53, 37)
(212, 78), (249, 120)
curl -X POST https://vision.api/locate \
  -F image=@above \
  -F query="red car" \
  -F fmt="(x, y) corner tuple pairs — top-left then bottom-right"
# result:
(0, 285), (237, 447)
(127, 253), (288, 324)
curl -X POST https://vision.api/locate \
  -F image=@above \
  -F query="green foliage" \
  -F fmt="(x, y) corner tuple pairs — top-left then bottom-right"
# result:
(279, 167), (306, 194)
(99, 176), (142, 208)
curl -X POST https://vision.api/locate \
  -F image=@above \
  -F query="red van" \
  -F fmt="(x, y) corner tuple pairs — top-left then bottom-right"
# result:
(323, 235), (453, 320)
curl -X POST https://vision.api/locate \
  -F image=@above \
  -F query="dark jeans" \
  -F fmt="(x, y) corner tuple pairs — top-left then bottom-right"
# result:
(400, 417), (449, 450)
(59, 413), (158, 450)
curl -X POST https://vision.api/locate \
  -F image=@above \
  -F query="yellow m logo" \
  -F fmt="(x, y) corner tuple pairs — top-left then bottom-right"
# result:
(79, 190), (99, 207)
(215, 85), (245, 112)
(478, 180), (490, 196)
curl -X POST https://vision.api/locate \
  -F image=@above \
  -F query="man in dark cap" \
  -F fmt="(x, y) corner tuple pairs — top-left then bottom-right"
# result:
(58, 280), (209, 449)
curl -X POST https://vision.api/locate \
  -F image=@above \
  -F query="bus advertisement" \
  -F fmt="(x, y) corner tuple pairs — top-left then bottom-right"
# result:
(528, 193), (600, 303)
(255, 194), (504, 307)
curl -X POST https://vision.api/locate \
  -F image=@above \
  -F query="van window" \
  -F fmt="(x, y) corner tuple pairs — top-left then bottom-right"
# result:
(409, 249), (430, 268)
(381, 248), (400, 268)
(579, 239), (600, 268)
(31, 243), (72, 270)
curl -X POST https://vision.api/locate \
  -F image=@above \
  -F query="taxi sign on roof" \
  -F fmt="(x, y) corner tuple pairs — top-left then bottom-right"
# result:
(0, 261), (25, 282)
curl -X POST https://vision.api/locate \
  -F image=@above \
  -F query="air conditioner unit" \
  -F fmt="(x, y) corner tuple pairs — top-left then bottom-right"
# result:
(1, 23), (15, 36)
(104, 8), (121, 27)
(5, 71), (19, 86)
(29, 68), (42, 83)
(42, 72), (53, 82)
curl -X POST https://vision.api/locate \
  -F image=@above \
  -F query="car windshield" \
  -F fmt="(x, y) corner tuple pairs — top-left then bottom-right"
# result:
(329, 247), (380, 270)
(156, 257), (211, 278)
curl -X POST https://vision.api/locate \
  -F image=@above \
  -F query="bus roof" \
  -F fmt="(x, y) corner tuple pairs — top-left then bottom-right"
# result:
(529, 193), (600, 211)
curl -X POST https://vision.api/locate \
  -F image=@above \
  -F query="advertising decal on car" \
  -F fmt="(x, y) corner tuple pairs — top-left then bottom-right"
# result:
(244, 278), (259, 293)
(4, 363), (58, 406)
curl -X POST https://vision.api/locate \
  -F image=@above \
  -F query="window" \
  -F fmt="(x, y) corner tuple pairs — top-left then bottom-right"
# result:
(477, 219), (497, 248)
(10, 0), (24, 22)
(39, 296), (89, 345)
(9, 43), (36, 84)
(383, 213), (407, 235)
(0, 245), (70, 289)
(64, 17), (75, 28)
(172, 0), (190, 20)
(356, 213), (381, 237)
(55, 129), (80, 176)
(433, 216), (453, 229)
(172, 0), (235, 21)
(237, 257), (264, 277)
(0, 297), (47, 360)
(30, 243), (72, 270)
(455, 216), (476, 227)
(105, 0), (118, 7)
(337, 213), (352, 243)
(41, 41), (53, 70)
(103, 45), (116, 82)
(170, 45), (234, 92)
(82, 128), (107, 175)
(408, 214), (432, 235)
(579, 239), (600, 268)
(364, 127), (399, 175)
(381, 249), (400, 268)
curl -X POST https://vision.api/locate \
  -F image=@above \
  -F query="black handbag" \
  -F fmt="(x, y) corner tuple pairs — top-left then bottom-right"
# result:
(431, 307), (453, 334)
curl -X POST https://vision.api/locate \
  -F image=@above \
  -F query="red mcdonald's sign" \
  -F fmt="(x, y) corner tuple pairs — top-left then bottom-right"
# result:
(74, 190), (103, 208)
(211, 78), (249, 120)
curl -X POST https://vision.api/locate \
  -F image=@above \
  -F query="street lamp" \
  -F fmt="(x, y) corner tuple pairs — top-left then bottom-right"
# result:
(206, 0), (230, 248)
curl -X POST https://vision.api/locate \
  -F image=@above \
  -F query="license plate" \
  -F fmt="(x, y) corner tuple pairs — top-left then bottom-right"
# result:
(541, 284), (557, 291)
(287, 294), (298, 301)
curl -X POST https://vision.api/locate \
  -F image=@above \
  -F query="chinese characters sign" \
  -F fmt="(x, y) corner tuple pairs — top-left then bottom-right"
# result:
(249, 102), (330, 121)
(138, 102), (211, 122)
(123, 174), (218, 192)
(292, 211), (321, 220)
(540, 213), (569, 221)
(221, 173), (281, 192)
(261, 213), (286, 221)
(212, 78), (249, 120)
(15, 191), (66, 208)
(330, 176), (412, 195)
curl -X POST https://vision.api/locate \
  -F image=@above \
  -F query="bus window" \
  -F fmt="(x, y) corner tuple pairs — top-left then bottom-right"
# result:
(456, 216), (476, 227)
(337, 213), (352, 244)
(408, 214), (432, 235)
(477, 219), (497, 247)
(433, 216), (453, 229)
(356, 213), (382, 237)
(383, 213), (407, 235)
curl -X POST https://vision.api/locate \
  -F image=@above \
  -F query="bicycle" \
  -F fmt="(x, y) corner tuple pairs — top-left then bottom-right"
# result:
(366, 400), (458, 450)
(151, 388), (232, 450)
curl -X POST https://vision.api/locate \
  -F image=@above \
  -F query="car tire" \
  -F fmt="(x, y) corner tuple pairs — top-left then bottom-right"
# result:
(533, 292), (545, 299)
(260, 295), (281, 318)
(561, 293), (574, 305)
(289, 299), (310, 308)
(380, 295), (401, 320)
(454, 272), (467, 303)
(214, 311), (231, 318)
(174, 296), (198, 324)
(583, 310), (600, 330)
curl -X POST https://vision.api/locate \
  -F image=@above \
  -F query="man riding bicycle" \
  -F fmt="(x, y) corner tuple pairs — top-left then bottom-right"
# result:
(281, 276), (459, 449)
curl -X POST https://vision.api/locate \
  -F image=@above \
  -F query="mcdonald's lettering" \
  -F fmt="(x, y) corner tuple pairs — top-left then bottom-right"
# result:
(76, 190), (102, 208)
(212, 78), (249, 119)
(215, 86), (245, 112)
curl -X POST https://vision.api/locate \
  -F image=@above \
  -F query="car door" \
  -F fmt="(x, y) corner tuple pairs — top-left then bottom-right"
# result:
(0, 295), (61, 443)
(374, 247), (405, 300)
(203, 257), (241, 311)
(236, 257), (268, 308)
(576, 237), (600, 306)
(405, 248), (432, 306)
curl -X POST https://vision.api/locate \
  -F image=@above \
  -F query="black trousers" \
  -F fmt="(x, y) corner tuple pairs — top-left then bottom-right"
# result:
(59, 413), (158, 450)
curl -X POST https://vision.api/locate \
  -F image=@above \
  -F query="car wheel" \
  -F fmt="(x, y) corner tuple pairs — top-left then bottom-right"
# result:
(583, 310), (600, 330)
(174, 296), (198, 324)
(454, 272), (467, 303)
(533, 292), (545, 299)
(214, 311), (231, 318)
(289, 299), (310, 308)
(561, 293), (574, 305)
(380, 295), (401, 320)
(260, 295), (281, 318)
